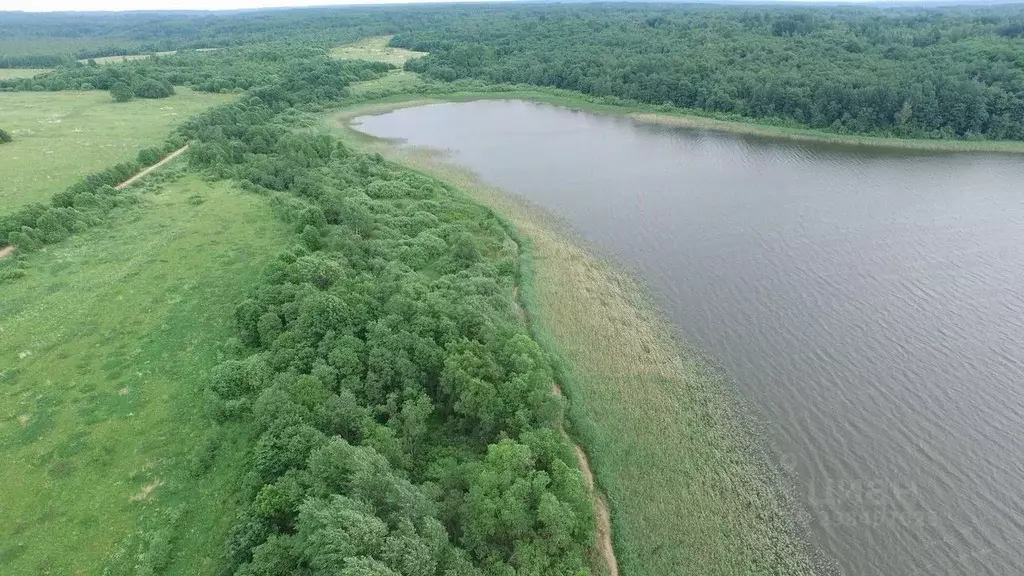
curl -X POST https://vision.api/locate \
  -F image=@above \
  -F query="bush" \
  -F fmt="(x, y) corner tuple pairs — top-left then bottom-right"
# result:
(137, 147), (164, 166)
(0, 128), (11, 143)
(134, 78), (174, 99)
(110, 81), (134, 102)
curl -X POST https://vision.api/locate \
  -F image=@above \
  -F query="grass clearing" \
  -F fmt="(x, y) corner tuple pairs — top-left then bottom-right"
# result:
(0, 88), (234, 210)
(0, 68), (52, 80)
(329, 35), (427, 66)
(348, 69), (428, 99)
(330, 101), (819, 575)
(0, 173), (290, 575)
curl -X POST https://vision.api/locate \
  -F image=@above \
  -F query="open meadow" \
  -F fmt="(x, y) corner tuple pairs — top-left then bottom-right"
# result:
(0, 172), (290, 575)
(0, 89), (233, 210)
(0, 68), (51, 80)
(329, 35), (426, 66)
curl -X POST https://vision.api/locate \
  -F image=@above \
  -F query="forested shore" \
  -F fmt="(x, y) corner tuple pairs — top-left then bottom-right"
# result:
(4, 4), (1024, 143)
(3, 3), (1022, 574)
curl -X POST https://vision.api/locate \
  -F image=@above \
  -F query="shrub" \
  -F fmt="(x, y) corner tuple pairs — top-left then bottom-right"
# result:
(134, 78), (174, 99)
(137, 147), (164, 166)
(110, 81), (134, 102)
(0, 128), (11, 143)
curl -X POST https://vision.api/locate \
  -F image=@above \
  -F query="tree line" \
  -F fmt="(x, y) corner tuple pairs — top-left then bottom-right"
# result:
(0, 36), (598, 575)
(6, 4), (1024, 140)
(0, 45), (392, 105)
(186, 107), (596, 573)
(175, 64), (597, 574)
(393, 4), (1024, 141)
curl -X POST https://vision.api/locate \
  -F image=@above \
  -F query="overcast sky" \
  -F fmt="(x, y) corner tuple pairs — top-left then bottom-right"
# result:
(14, 0), (512, 12)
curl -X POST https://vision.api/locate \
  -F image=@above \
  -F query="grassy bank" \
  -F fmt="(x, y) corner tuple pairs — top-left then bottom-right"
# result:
(0, 173), (290, 574)
(329, 105), (819, 575)
(340, 72), (1024, 154)
(0, 88), (234, 209)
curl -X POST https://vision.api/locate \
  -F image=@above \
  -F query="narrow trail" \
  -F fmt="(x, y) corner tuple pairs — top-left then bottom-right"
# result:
(0, 144), (190, 261)
(115, 144), (189, 190)
(512, 283), (619, 576)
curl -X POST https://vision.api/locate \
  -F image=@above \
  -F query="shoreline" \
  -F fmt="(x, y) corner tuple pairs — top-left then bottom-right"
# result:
(341, 86), (1024, 154)
(330, 103), (823, 575)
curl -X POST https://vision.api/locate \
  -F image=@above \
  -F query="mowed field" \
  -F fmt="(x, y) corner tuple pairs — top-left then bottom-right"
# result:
(0, 173), (290, 574)
(329, 35), (426, 66)
(0, 89), (233, 210)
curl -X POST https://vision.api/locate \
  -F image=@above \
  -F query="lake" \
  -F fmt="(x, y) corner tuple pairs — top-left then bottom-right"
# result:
(353, 100), (1024, 576)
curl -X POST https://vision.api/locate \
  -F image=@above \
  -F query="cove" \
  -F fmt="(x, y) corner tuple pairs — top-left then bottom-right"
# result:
(352, 99), (1024, 576)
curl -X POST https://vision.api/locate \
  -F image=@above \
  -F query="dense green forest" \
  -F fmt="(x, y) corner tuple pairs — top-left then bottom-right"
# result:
(183, 98), (595, 576)
(0, 46), (391, 97)
(4, 4), (1024, 140)
(0, 7), (453, 65)
(394, 4), (1024, 140)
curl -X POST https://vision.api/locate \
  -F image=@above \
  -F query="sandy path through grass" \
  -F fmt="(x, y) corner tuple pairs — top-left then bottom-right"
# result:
(0, 143), (191, 261)
(115, 144), (189, 190)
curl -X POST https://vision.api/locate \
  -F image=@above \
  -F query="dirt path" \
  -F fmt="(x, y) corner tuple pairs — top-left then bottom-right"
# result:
(512, 284), (619, 576)
(115, 144), (189, 190)
(0, 145), (190, 262)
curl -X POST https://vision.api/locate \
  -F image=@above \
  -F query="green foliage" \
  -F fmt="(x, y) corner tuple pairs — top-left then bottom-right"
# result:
(137, 146), (164, 166)
(394, 4), (1024, 140)
(110, 80), (133, 102)
(0, 89), (232, 211)
(0, 24), (598, 569)
(0, 174), (293, 574)
(0, 127), (11, 143)
(9, 3), (1020, 141)
(134, 78), (174, 99)
(2, 44), (391, 105)
(183, 78), (594, 573)
(0, 158), (141, 252)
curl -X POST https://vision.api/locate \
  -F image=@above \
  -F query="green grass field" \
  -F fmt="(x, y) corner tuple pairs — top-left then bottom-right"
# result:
(329, 35), (426, 66)
(0, 172), (290, 575)
(0, 68), (52, 80)
(0, 89), (234, 210)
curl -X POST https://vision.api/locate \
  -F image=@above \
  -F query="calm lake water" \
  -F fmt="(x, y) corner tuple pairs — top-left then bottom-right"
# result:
(353, 100), (1024, 576)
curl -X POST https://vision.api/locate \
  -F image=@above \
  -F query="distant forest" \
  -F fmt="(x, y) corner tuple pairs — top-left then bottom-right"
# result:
(395, 5), (1024, 140)
(3, 4), (1024, 138)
